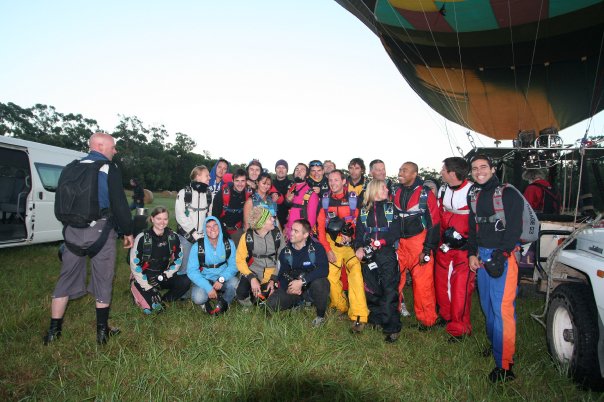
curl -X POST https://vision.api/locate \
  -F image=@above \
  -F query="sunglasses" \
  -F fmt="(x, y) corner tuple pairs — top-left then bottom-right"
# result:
(309, 160), (323, 167)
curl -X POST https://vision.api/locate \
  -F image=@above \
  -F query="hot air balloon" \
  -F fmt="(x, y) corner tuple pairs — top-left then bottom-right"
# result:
(337, 0), (604, 140)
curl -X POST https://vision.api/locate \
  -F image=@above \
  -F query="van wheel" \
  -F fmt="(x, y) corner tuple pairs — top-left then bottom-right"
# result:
(546, 283), (604, 391)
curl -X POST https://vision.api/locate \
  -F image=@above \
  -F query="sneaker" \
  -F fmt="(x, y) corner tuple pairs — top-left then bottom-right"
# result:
(400, 302), (411, 317)
(238, 297), (252, 307)
(351, 321), (365, 334)
(311, 316), (325, 327)
(384, 332), (400, 343)
(488, 367), (515, 383)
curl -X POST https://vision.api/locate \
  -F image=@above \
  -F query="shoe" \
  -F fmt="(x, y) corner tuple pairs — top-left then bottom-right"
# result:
(448, 335), (464, 343)
(43, 319), (63, 345)
(43, 327), (62, 345)
(368, 323), (383, 331)
(434, 317), (448, 327)
(351, 321), (365, 334)
(384, 332), (399, 343)
(481, 345), (493, 357)
(237, 297), (252, 307)
(96, 325), (121, 345)
(311, 316), (325, 327)
(337, 310), (349, 320)
(488, 367), (515, 383)
(400, 302), (411, 317)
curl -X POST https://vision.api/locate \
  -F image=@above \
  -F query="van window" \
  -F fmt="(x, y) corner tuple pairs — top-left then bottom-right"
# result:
(34, 163), (64, 192)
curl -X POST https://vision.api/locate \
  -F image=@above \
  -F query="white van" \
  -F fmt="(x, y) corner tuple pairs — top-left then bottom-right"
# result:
(0, 136), (86, 248)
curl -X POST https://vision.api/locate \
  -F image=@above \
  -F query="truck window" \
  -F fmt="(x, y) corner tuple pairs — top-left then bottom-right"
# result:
(34, 163), (64, 192)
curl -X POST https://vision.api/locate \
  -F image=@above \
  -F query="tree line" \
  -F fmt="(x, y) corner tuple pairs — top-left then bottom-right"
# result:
(0, 102), (246, 191)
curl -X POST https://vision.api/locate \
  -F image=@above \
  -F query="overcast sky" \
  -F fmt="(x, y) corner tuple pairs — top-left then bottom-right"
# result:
(1, 1), (602, 174)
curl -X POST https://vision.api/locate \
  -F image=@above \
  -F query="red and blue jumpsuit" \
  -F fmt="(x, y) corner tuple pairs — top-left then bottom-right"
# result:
(435, 180), (475, 337)
(468, 176), (523, 371)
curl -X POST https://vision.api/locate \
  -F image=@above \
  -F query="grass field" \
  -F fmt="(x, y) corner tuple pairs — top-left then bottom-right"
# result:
(0, 195), (602, 401)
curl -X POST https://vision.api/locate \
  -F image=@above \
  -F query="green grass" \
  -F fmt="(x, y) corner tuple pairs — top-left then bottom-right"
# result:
(0, 195), (602, 400)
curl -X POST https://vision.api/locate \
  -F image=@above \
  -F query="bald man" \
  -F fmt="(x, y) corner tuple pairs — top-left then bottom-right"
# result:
(45, 132), (133, 345)
(394, 162), (441, 329)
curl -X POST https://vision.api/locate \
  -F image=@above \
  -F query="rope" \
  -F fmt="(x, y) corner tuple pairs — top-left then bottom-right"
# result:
(519, 0), (546, 128)
(506, 0), (521, 132)
(377, 4), (472, 129)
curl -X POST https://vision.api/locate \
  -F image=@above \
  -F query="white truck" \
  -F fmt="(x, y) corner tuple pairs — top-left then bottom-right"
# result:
(538, 218), (604, 391)
(0, 136), (85, 248)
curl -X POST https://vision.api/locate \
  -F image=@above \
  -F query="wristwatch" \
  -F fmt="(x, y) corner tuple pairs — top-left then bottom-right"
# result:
(218, 276), (225, 284)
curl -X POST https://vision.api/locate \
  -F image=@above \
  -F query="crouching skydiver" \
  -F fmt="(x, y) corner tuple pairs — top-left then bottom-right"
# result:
(236, 206), (284, 306)
(130, 207), (191, 314)
(354, 180), (402, 343)
(267, 219), (330, 327)
(187, 216), (239, 315)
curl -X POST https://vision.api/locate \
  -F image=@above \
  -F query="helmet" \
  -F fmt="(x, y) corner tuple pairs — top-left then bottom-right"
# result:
(326, 215), (345, 236)
(204, 297), (229, 316)
(442, 227), (467, 249)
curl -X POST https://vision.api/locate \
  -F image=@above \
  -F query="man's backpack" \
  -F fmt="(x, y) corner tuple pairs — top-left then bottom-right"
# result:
(55, 159), (109, 227)
(469, 184), (540, 244)
(527, 182), (561, 214)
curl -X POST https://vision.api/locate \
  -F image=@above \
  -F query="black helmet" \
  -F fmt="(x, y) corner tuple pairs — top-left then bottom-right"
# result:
(442, 227), (467, 249)
(205, 297), (229, 316)
(326, 215), (345, 236)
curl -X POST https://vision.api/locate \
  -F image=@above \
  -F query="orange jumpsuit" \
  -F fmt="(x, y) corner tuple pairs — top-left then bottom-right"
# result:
(394, 182), (440, 327)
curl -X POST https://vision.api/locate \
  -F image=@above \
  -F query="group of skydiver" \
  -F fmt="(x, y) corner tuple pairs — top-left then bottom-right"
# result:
(44, 131), (553, 384)
(132, 155), (543, 384)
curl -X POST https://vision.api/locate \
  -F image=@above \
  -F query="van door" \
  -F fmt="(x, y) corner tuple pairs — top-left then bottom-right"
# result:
(31, 162), (66, 243)
(0, 147), (32, 244)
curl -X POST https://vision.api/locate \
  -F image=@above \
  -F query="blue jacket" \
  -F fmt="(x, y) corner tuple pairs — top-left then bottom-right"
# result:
(187, 216), (237, 292)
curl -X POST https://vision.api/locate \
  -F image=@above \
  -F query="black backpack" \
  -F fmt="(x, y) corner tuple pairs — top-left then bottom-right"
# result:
(55, 159), (109, 228)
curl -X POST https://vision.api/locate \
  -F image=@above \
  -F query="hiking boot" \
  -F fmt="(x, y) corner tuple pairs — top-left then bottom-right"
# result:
(400, 302), (411, 317)
(311, 316), (326, 328)
(97, 325), (121, 345)
(488, 367), (515, 383)
(351, 321), (365, 334)
(384, 332), (400, 343)
(43, 318), (63, 345)
(43, 329), (62, 345)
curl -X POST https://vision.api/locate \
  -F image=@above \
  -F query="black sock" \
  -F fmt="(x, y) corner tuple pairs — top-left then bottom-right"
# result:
(50, 317), (63, 330)
(96, 307), (110, 327)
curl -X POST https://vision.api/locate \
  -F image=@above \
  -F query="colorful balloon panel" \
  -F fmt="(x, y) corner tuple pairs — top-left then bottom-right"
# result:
(337, 0), (604, 139)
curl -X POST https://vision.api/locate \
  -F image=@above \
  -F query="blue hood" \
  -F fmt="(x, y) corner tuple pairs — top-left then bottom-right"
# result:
(209, 160), (230, 188)
(203, 215), (225, 254)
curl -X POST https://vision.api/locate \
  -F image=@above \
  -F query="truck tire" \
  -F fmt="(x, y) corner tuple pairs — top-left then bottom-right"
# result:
(546, 282), (604, 391)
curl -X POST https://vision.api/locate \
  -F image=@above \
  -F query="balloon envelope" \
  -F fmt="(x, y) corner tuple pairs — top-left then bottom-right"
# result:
(337, 0), (604, 140)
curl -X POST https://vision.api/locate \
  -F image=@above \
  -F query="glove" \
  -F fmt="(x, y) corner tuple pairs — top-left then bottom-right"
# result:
(147, 275), (159, 288)
(150, 288), (162, 305)
(483, 249), (509, 278)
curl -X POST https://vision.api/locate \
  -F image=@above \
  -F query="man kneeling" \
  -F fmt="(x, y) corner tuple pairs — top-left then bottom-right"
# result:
(267, 219), (330, 326)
